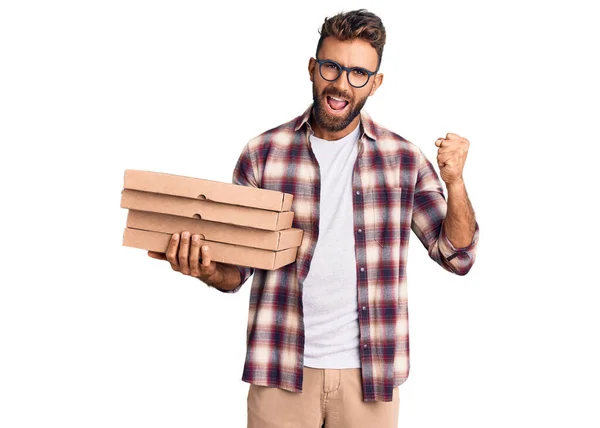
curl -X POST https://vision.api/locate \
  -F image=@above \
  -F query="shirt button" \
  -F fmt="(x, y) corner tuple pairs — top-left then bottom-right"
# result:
(363, 344), (368, 349)
(362, 306), (367, 311)
(356, 190), (361, 196)
(358, 229), (362, 233)
(360, 267), (365, 272)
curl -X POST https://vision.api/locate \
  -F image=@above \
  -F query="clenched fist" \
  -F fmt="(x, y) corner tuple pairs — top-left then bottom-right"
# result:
(435, 133), (470, 186)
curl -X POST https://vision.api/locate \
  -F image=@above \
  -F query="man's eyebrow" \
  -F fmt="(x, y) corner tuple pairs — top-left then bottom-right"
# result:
(321, 58), (372, 69)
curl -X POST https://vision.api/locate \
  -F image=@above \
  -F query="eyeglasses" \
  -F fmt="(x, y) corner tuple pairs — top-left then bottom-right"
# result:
(315, 58), (378, 88)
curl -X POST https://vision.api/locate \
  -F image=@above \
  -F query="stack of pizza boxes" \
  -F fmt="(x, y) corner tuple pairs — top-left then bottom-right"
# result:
(120, 170), (303, 270)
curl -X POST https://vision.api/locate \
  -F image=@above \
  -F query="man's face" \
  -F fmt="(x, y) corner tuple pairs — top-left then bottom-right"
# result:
(309, 36), (383, 137)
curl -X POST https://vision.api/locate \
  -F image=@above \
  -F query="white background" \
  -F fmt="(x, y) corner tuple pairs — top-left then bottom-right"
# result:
(1, 0), (599, 427)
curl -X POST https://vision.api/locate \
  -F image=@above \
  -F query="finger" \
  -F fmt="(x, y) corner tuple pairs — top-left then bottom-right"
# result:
(438, 151), (454, 162)
(438, 160), (454, 169)
(166, 233), (180, 270)
(435, 138), (445, 148)
(437, 145), (459, 154)
(201, 245), (211, 269)
(445, 133), (470, 147)
(189, 235), (201, 277)
(438, 141), (469, 157)
(147, 251), (167, 261)
(199, 245), (217, 278)
(437, 153), (454, 167)
(178, 231), (191, 275)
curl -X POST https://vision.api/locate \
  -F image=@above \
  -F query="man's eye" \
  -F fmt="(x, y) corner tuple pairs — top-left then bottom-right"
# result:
(352, 69), (367, 76)
(324, 62), (338, 69)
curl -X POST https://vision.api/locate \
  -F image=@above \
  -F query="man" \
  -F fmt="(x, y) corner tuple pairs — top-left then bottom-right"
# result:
(149, 9), (478, 428)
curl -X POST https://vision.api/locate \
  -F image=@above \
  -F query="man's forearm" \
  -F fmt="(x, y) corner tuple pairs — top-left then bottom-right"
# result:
(202, 263), (242, 291)
(444, 179), (477, 248)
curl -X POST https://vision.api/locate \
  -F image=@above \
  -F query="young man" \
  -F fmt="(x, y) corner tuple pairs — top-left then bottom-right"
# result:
(149, 9), (479, 428)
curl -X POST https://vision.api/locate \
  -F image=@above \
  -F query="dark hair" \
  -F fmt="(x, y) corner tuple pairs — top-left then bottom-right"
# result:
(316, 9), (386, 69)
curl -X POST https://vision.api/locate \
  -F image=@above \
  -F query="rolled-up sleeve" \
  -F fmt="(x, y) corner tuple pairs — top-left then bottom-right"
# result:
(437, 223), (479, 275)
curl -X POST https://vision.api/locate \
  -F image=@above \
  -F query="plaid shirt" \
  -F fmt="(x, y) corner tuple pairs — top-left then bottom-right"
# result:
(225, 105), (479, 402)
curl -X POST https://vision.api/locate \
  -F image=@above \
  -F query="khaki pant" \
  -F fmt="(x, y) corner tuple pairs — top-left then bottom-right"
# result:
(247, 367), (400, 428)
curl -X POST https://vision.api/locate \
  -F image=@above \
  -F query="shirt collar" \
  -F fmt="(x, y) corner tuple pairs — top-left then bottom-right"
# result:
(294, 104), (377, 141)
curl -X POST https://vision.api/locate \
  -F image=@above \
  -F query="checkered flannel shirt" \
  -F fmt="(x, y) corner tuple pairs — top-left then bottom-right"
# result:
(222, 105), (479, 402)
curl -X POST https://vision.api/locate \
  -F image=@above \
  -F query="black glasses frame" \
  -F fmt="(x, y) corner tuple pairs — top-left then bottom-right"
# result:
(315, 58), (378, 88)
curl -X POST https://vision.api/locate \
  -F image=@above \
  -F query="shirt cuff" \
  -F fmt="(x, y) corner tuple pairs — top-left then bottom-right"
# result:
(439, 223), (479, 261)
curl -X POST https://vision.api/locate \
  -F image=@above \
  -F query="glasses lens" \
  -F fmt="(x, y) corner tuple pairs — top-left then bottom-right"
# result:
(348, 69), (370, 88)
(320, 61), (341, 81)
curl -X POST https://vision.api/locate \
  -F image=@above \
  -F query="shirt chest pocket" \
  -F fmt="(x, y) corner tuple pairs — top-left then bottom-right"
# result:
(365, 187), (402, 247)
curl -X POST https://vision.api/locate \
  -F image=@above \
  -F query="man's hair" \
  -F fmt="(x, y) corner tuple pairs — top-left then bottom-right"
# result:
(316, 9), (386, 70)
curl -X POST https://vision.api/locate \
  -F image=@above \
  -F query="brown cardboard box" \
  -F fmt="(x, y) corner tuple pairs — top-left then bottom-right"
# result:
(120, 189), (294, 231)
(124, 169), (293, 212)
(123, 228), (298, 270)
(126, 209), (303, 251)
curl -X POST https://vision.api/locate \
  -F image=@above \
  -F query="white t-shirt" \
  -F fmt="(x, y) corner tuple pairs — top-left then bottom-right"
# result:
(302, 123), (361, 369)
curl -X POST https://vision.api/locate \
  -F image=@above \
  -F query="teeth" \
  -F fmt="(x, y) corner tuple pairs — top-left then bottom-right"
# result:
(330, 96), (346, 102)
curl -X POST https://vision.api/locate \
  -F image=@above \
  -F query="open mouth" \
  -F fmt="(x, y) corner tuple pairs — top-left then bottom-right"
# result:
(326, 96), (349, 114)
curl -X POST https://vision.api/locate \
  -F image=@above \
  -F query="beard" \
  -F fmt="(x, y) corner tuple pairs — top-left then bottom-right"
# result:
(311, 84), (369, 133)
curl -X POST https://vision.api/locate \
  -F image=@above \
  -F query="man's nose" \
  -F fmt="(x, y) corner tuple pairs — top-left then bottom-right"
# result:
(331, 69), (352, 92)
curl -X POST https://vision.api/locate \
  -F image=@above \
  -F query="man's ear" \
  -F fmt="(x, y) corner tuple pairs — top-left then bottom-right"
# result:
(308, 57), (316, 82)
(369, 73), (384, 96)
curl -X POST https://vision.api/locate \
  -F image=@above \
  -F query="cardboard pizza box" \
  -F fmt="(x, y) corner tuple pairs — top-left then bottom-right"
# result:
(120, 189), (294, 231)
(123, 228), (298, 270)
(123, 169), (293, 212)
(126, 209), (303, 251)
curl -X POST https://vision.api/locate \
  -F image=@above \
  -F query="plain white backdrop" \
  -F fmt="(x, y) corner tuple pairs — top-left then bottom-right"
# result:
(1, 0), (599, 427)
